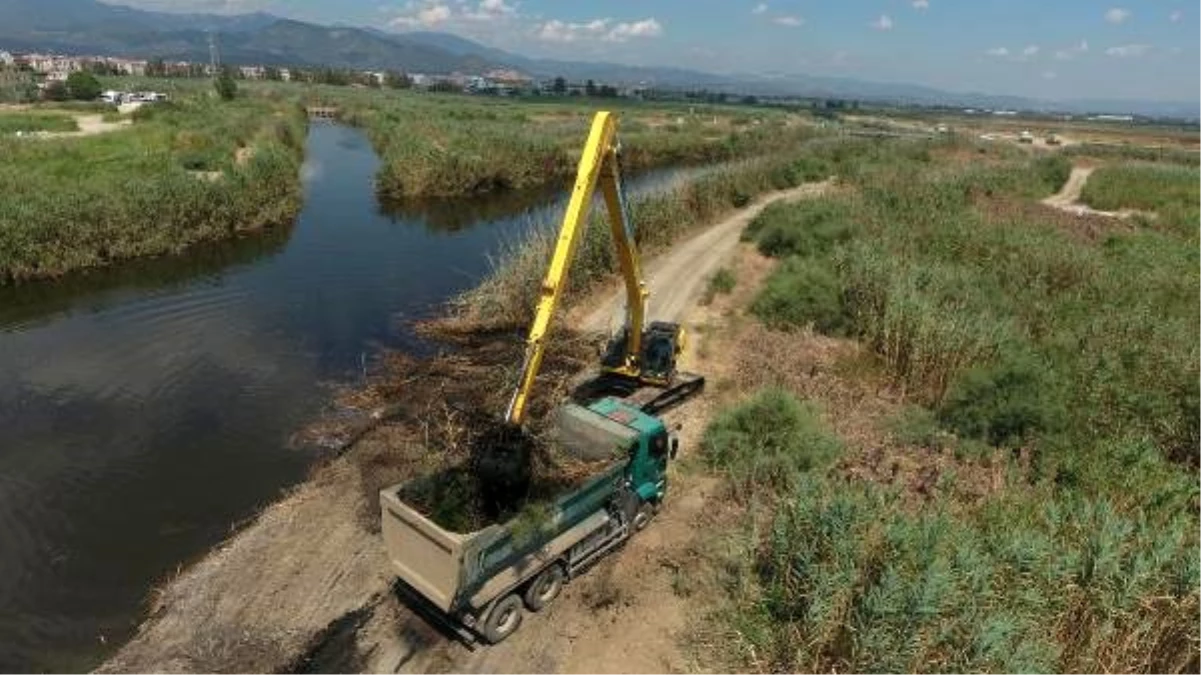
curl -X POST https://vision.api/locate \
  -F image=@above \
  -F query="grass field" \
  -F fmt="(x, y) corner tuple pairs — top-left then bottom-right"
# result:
(1079, 162), (1200, 229)
(0, 95), (306, 282)
(701, 139), (1199, 672)
(0, 110), (80, 134)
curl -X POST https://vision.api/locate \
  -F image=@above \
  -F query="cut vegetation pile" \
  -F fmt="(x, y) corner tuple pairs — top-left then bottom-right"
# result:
(312, 325), (607, 533)
(693, 138), (1199, 673)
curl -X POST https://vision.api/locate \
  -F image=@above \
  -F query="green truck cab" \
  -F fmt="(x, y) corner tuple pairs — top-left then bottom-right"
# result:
(380, 397), (675, 644)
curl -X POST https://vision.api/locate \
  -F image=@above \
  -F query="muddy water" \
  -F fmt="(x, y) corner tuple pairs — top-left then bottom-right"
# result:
(0, 122), (706, 671)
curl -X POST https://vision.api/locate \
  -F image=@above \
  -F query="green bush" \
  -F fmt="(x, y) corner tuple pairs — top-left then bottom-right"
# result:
(938, 350), (1064, 448)
(65, 71), (101, 101)
(701, 267), (736, 304)
(744, 198), (856, 258)
(752, 257), (850, 335)
(887, 405), (949, 449)
(701, 388), (842, 495)
(1033, 153), (1072, 194)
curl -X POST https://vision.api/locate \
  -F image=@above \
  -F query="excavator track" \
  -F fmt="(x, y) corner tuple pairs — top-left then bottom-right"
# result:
(570, 371), (705, 415)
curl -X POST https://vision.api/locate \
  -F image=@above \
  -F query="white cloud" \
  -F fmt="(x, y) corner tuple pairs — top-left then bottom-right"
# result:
(535, 17), (662, 43)
(1169, 9), (1182, 22)
(985, 47), (1009, 57)
(1022, 45), (1039, 56)
(1053, 40), (1089, 60)
(390, 0), (517, 27)
(1104, 7), (1130, 24)
(1042, 70), (1057, 80)
(605, 18), (663, 41)
(536, 18), (607, 42)
(390, 2), (452, 26)
(912, 0), (929, 9)
(870, 14), (893, 30)
(1105, 43), (1151, 57)
(752, 3), (768, 15)
(773, 15), (804, 27)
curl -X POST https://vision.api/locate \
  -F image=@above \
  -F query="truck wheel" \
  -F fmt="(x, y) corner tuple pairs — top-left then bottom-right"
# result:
(523, 564), (565, 611)
(482, 594), (524, 644)
(633, 502), (655, 531)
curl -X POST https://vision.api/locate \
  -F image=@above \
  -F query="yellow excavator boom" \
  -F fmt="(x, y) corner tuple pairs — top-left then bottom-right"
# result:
(505, 111), (647, 425)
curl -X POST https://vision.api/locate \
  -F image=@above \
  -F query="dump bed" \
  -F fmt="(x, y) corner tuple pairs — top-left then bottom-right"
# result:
(381, 401), (649, 614)
(381, 459), (624, 613)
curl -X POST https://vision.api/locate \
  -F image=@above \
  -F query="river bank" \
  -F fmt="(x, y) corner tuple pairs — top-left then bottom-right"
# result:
(95, 173), (830, 672)
(0, 96), (306, 283)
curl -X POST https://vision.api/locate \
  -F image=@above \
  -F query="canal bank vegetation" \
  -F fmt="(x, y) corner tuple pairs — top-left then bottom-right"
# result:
(322, 87), (814, 198)
(446, 147), (828, 331)
(0, 94), (306, 283)
(692, 147), (1199, 672)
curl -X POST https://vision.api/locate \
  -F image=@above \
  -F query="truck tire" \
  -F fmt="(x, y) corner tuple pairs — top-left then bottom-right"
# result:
(633, 502), (655, 531)
(482, 594), (524, 644)
(523, 564), (565, 611)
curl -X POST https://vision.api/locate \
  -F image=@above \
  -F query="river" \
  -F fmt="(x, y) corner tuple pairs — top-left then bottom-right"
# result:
(0, 122), (709, 671)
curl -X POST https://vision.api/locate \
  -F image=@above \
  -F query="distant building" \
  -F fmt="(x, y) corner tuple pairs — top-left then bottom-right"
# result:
(0, 51), (13, 66)
(239, 65), (266, 80)
(1089, 114), (1135, 122)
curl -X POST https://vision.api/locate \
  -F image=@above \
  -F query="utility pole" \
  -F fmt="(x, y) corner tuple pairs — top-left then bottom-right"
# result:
(207, 31), (221, 77)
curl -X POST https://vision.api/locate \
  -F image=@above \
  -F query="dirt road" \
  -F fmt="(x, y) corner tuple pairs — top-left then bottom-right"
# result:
(1041, 165), (1095, 210)
(1040, 165), (1143, 220)
(99, 181), (829, 674)
(582, 181), (831, 332)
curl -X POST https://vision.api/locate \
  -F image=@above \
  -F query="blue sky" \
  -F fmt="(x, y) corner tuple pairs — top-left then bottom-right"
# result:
(112, 0), (1200, 102)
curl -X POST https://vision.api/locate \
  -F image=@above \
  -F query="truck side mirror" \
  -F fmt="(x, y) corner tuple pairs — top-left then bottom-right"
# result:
(670, 437), (679, 460)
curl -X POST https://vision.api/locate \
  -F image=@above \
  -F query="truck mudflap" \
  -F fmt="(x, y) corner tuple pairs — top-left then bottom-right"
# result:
(467, 510), (610, 609)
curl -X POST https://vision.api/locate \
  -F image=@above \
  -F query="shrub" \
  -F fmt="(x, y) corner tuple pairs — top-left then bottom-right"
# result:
(752, 257), (850, 335)
(1032, 153), (1072, 194)
(745, 199), (856, 258)
(938, 350), (1065, 447)
(65, 71), (101, 101)
(701, 388), (842, 495)
(701, 267), (736, 304)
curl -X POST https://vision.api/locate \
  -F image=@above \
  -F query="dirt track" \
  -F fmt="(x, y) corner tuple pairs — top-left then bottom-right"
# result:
(582, 181), (831, 332)
(98, 181), (829, 674)
(1040, 165), (1143, 219)
(35, 113), (131, 138)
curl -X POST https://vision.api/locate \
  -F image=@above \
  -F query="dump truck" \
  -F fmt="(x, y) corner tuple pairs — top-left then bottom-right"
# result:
(380, 397), (676, 644)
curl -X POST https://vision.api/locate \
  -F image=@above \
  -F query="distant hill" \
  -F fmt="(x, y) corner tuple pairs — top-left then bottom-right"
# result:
(0, 0), (1194, 119)
(0, 0), (494, 72)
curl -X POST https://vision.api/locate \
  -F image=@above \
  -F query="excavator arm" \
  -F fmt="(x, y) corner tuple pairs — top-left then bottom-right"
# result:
(505, 111), (647, 425)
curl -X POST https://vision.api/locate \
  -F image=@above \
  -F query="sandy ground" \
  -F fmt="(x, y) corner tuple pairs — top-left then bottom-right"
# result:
(96, 181), (830, 674)
(33, 113), (132, 139)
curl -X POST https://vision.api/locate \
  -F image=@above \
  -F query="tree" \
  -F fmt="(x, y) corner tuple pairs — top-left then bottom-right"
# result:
(214, 72), (237, 100)
(585, 79), (596, 96)
(551, 76), (566, 95)
(65, 71), (101, 100)
(264, 66), (282, 81)
(43, 80), (69, 101)
(384, 70), (410, 89)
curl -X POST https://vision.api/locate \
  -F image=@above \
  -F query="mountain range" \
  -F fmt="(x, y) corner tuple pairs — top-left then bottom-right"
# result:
(1, 0), (1195, 119)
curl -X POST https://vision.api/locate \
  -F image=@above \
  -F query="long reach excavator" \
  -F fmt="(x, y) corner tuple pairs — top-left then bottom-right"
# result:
(379, 111), (703, 644)
(505, 109), (704, 428)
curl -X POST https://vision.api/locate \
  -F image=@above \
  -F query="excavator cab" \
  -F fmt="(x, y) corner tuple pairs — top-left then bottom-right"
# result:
(600, 321), (685, 384)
